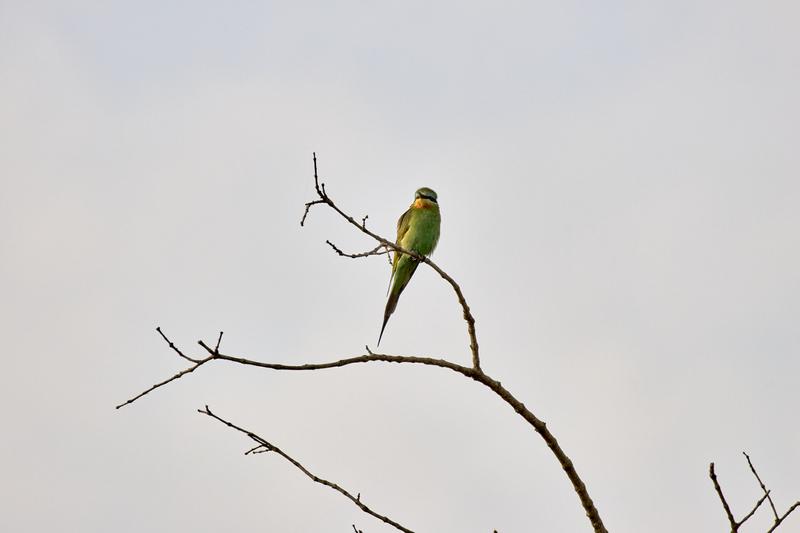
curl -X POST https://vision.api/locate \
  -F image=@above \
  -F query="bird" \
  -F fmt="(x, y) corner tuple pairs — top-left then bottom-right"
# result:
(378, 187), (441, 345)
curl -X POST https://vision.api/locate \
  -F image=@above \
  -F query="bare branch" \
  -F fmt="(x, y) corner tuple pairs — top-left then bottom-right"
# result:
(739, 490), (770, 526)
(295, 155), (612, 527)
(215, 349), (474, 376)
(120, 334), (607, 532)
(709, 462), (738, 531)
(301, 199), (326, 226)
(326, 240), (389, 259)
(302, 154), (481, 371)
(745, 450), (800, 532)
(115, 327), (215, 409)
(214, 331), (224, 354)
(199, 406), (415, 533)
(156, 326), (199, 363)
(743, 451), (779, 521)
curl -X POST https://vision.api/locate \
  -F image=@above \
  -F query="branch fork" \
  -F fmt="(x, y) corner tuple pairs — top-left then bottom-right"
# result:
(709, 453), (799, 532)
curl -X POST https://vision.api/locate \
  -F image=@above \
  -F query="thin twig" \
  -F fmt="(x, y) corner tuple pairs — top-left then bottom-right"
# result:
(244, 443), (265, 455)
(739, 491), (771, 525)
(326, 240), (389, 259)
(115, 327), (215, 409)
(743, 451), (778, 521)
(214, 331), (224, 354)
(199, 406), (414, 533)
(156, 326), (198, 363)
(115, 356), (213, 409)
(301, 199), (326, 226)
(709, 463), (738, 531)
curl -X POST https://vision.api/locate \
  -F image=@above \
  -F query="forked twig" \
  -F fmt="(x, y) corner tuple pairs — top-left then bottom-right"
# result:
(709, 454), (799, 532)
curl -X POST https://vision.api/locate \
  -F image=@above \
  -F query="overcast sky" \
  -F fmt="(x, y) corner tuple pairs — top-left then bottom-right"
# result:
(2, 2), (799, 532)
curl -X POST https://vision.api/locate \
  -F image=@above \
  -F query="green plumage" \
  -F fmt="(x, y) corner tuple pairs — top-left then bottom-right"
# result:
(378, 187), (441, 345)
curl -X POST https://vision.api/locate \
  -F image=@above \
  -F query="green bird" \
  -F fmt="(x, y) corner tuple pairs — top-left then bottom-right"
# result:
(378, 187), (441, 345)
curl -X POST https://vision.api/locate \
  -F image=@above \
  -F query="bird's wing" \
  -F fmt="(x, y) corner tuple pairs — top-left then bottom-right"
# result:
(394, 207), (413, 266)
(396, 207), (412, 244)
(386, 206), (413, 295)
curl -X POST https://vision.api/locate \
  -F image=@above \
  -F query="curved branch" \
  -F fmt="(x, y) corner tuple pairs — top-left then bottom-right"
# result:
(298, 154), (605, 531)
(304, 153), (481, 371)
(199, 406), (415, 533)
(118, 329), (608, 533)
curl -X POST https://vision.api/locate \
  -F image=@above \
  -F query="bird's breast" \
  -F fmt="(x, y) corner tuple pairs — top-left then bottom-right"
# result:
(413, 198), (436, 209)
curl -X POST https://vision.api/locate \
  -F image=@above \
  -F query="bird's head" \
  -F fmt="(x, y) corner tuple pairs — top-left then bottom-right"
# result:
(414, 187), (438, 203)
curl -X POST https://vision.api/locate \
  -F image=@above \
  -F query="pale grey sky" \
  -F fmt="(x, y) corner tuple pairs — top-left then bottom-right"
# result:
(1, 2), (798, 532)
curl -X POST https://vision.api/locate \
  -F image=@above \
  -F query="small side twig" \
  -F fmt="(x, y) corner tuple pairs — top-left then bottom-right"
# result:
(710, 462), (738, 531)
(156, 326), (199, 363)
(740, 491), (771, 526)
(115, 327), (217, 409)
(214, 331), (224, 354)
(301, 199), (326, 226)
(199, 406), (414, 533)
(326, 240), (389, 259)
(114, 356), (213, 409)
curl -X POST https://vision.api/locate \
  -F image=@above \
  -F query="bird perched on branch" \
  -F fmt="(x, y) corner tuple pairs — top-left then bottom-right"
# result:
(378, 187), (441, 345)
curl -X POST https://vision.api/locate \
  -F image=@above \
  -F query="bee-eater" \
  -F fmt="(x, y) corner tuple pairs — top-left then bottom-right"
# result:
(378, 187), (441, 345)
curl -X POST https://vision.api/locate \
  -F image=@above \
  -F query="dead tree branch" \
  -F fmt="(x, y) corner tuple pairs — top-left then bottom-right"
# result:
(199, 406), (414, 533)
(118, 154), (609, 533)
(119, 332), (607, 531)
(709, 454), (799, 532)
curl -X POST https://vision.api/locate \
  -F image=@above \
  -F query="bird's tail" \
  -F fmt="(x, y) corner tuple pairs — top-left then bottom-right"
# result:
(377, 258), (418, 346)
